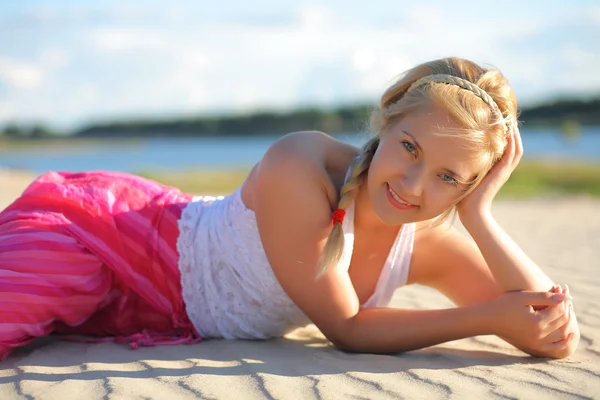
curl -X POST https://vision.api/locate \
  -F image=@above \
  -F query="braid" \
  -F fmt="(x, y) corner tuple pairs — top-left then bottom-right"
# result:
(409, 74), (500, 111)
(338, 138), (378, 208)
(317, 137), (379, 277)
(386, 74), (508, 134)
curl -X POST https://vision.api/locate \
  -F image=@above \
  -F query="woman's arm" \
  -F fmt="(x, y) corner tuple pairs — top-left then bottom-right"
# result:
(456, 123), (553, 292)
(337, 301), (508, 353)
(252, 133), (569, 355)
(409, 225), (578, 358)
(345, 292), (569, 355)
(459, 212), (554, 292)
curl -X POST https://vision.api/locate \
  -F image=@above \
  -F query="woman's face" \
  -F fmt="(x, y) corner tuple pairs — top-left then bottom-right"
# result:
(366, 105), (485, 225)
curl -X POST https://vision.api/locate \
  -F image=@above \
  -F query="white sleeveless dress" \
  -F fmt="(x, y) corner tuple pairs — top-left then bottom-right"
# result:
(177, 188), (415, 339)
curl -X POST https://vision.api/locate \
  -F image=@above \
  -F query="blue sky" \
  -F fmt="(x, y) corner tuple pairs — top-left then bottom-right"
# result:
(1, 0), (599, 131)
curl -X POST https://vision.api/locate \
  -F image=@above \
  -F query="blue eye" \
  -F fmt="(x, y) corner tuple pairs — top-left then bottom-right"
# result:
(441, 174), (458, 185)
(402, 141), (416, 154)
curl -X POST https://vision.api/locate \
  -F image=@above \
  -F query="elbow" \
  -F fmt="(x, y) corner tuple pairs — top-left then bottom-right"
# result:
(328, 332), (360, 353)
(317, 316), (361, 353)
(330, 337), (408, 355)
(330, 339), (356, 353)
(321, 314), (412, 355)
(326, 327), (402, 355)
(331, 339), (370, 354)
(324, 323), (366, 353)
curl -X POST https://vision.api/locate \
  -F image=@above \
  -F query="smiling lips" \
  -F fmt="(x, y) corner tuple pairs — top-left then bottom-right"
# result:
(386, 183), (418, 210)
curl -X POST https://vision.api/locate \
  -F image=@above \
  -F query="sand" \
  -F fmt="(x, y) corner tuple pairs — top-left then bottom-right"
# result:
(1, 170), (599, 399)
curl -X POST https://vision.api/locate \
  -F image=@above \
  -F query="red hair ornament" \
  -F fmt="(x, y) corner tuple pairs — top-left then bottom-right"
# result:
(332, 209), (346, 225)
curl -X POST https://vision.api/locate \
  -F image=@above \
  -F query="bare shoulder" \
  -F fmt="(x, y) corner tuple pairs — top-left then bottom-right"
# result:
(243, 130), (358, 211)
(241, 131), (362, 346)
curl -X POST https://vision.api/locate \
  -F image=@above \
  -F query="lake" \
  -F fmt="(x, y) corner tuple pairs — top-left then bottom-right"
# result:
(1, 128), (599, 174)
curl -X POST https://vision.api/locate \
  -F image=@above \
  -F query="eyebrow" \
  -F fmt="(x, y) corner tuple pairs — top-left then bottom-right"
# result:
(401, 130), (469, 183)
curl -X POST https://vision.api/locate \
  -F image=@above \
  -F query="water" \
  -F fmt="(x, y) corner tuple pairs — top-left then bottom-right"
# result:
(1, 128), (599, 174)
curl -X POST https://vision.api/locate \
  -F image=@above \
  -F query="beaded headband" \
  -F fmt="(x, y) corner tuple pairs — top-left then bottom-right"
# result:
(388, 74), (509, 135)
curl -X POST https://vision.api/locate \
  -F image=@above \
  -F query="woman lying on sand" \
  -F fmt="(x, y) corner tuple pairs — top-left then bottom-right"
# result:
(0, 57), (579, 360)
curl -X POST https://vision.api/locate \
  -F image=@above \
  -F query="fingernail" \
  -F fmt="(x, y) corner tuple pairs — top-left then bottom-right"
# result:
(565, 283), (571, 294)
(552, 294), (572, 302)
(552, 294), (565, 302)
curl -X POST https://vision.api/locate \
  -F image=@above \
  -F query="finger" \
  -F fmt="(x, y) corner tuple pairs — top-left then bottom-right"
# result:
(540, 285), (561, 310)
(537, 287), (568, 313)
(543, 307), (571, 337)
(544, 319), (572, 343)
(519, 291), (570, 306)
(565, 284), (575, 312)
(503, 129), (516, 165)
(537, 285), (558, 311)
(538, 301), (568, 325)
(549, 285), (561, 294)
(559, 332), (575, 344)
(491, 131), (514, 172)
(512, 124), (523, 163)
(562, 287), (572, 319)
(535, 335), (572, 356)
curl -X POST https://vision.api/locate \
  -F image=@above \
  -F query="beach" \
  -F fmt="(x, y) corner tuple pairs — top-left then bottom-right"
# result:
(0, 170), (599, 399)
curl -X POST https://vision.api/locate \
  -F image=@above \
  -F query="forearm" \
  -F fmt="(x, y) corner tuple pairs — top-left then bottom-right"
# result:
(462, 211), (554, 292)
(339, 304), (491, 354)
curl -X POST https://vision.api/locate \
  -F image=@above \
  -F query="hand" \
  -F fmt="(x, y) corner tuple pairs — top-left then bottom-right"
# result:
(487, 290), (573, 357)
(489, 287), (579, 358)
(542, 284), (580, 358)
(457, 121), (522, 224)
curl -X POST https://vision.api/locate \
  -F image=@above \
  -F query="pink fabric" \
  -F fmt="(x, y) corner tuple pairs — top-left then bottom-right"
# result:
(0, 171), (201, 360)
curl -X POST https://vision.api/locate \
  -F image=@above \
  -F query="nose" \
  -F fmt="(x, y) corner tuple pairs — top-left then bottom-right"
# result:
(400, 165), (425, 199)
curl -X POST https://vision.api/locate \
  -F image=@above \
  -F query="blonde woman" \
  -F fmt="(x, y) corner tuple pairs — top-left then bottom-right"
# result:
(0, 57), (578, 360)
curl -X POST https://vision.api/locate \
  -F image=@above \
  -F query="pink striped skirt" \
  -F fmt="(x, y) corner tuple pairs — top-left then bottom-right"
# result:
(0, 171), (201, 360)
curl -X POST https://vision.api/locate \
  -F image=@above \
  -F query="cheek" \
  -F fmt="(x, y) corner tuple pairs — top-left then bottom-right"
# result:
(424, 184), (462, 209)
(369, 147), (401, 179)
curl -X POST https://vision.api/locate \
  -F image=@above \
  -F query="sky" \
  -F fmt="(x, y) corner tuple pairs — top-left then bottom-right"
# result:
(1, 0), (599, 132)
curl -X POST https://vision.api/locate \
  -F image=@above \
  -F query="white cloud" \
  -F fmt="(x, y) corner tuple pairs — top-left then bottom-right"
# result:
(297, 3), (332, 29)
(0, 100), (15, 121)
(0, 58), (44, 90)
(39, 48), (70, 69)
(87, 28), (171, 53)
(594, 6), (600, 23)
(562, 44), (595, 66)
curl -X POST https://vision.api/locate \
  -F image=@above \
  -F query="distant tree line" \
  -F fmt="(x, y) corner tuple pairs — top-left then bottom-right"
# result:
(518, 98), (600, 127)
(1, 97), (599, 140)
(73, 106), (373, 138)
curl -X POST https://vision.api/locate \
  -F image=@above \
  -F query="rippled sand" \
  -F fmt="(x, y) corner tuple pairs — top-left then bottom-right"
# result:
(1, 171), (599, 399)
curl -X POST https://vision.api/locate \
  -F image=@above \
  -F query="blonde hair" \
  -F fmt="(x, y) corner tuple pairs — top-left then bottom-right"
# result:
(318, 57), (518, 277)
